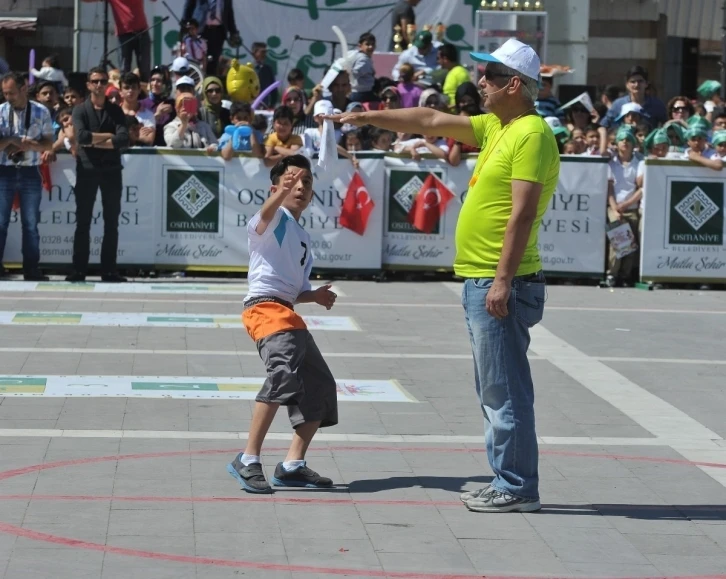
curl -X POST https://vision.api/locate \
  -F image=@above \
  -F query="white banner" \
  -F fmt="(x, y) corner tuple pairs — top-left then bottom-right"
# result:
(641, 161), (726, 282)
(76, 1), (477, 85)
(382, 156), (608, 275)
(5, 151), (384, 271)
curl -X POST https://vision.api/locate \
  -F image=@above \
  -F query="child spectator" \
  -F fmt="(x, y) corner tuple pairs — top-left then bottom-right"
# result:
(349, 33), (377, 103)
(340, 127), (362, 152)
(287, 68), (306, 93)
(584, 124), (600, 155)
(63, 86), (84, 109)
(52, 107), (77, 156)
(366, 127), (393, 151)
(447, 104), (480, 166)
(635, 122), (650, 153)
(125, 115), (142, 147)
(120, 72), (156, 145)
(264, 106), (303, 167)
(570, 128), (586, 153)
(218, 102), (264, 160)
(302, 100), (358, 169)
(616, 102), (646, 129)
(35, 81), (59, 119)
(182, 19), (207, 65)
(106, 84), (122, 106)
(643, 128), (669, 159)
(683, 127), (723, 171)
(31, 54), (68, 93)
(396, 64), (422, 109)
(606, 127), (643, 288)
(252, 113), (268, 135)
(535, 75), (562, 119)
(711, 130), (726, 159)
(562, 140), (578, 155)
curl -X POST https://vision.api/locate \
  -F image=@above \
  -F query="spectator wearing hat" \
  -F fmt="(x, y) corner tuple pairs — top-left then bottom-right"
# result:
(389, 0), (421, 51)
(68, 67), (130, 283)
(697, 80), (722, 116)
(391, 30), (440, 83)
(0, 71), (54, 281)
(616, 102), (647, 130)
(683, 126), (723, 171)
(711, 130), (726, 159)
(437, 44), (470, 109)
(164, 84), (217, 150)
(141, 66), (175, 147)
(182, 0), (241, 76)
(350, 33), (378, 104)
(169, 57), (191, 97)
(380, 86), (402, 110)
(119, 72), (156, 145)
(302, 100), (358, 169)
(599, 65), (667, 153)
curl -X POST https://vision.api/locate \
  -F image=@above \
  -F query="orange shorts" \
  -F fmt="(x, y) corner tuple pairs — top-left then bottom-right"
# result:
(242, 301), (307, 342)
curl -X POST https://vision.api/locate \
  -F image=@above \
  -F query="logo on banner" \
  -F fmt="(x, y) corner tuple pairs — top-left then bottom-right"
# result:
(668, 181), (723, 245)
(166, 169), (221, 233)
(387, 170), (445, 235)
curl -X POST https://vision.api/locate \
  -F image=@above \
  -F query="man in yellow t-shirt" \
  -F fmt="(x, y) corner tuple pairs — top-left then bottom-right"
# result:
(328, 38), (559, 514)
(438, 43), (472, 107)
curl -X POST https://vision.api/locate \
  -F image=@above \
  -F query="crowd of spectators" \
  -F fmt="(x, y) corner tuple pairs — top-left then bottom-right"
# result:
(2, 24), (726, 285)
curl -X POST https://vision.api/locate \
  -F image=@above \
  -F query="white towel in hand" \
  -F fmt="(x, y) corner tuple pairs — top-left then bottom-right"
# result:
(314, 100), (336, 171)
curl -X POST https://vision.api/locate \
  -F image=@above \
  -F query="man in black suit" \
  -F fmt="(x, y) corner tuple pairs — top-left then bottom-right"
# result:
(182, 0), (241, 76)
(67, 67), (129, 282)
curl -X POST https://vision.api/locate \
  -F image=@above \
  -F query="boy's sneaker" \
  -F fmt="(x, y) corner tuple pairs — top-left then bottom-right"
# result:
(460, 485), (491, 503)
(464, 488), (541, 513)
(271, 462), (333, 488)
(226, 454), (272, 494)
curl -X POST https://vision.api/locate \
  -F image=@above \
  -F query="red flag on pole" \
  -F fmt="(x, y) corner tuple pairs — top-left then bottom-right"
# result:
(340, 171), (375, 236)
(408, 173), (455, 234)
(12, 162), (53, 213)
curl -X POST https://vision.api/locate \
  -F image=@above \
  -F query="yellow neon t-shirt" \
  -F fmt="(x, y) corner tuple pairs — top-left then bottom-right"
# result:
(453, 113), (560, 278)
(442, 65), (471, 107)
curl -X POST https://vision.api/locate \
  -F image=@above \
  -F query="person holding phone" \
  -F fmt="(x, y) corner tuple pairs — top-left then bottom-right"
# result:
(163, 77), (217, 150)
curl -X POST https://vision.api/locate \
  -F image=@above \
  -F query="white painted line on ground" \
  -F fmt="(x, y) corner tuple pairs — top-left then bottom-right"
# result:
(532, 325), (726, 487)
(0, 281), (346, 297)
(0, 312), (358, 331)
(0, 376), (416, 403)
(0, 429), (678, 446)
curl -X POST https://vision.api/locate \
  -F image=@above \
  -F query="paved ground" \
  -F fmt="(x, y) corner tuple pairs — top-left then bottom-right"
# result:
(0, 277), (724, 578)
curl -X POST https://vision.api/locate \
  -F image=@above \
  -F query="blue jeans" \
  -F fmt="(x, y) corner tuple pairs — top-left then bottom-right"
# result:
(0, 165), (42, 271)
(461, 272), (546, 500)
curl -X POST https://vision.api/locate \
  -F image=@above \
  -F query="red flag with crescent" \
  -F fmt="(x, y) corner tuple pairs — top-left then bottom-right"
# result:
(408, 173), (455, 234)
(340, 171), (375, 236)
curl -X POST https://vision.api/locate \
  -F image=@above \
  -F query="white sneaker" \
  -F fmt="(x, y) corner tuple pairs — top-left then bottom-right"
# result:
(465, 489), (541, 513)
(460, 485), (492, 503)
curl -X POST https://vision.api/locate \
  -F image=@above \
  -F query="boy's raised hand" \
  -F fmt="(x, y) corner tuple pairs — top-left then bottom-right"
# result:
(279, 168), (303, 196)
(314, 284), (337, 310)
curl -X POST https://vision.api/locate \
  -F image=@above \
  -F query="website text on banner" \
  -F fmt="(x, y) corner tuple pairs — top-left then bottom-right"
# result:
(4, 152), (385, 271)
(5, 153), (607, 275)
(383, 156), (607, 274)
(641, 160), (726, 283)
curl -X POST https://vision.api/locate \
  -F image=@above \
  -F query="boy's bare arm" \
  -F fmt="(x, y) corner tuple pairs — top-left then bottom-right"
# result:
(255, 168), (303, 235)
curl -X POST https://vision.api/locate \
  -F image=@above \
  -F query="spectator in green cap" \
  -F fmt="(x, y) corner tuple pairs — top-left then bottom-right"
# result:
(697, 80), (722, 116)
(643, 128), (669, 158)
(683, 126), (723, 171)
(711, 130), (726, 159)
(605, 125), (643, 287)
(391, 29), (441, 84)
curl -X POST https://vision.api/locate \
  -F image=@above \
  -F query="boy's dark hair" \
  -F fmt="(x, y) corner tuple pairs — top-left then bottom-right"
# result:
(230, 101), (252, 119)
(272, 105), (294, 123)
(635, 122), (650, 135)
(626, 65), (648, 81)
(87, 66), (107, 80)
(252, 41), (267, 53)
(459, 103), (480, 117)
(44, 54), (61, 69)
(358, 32), (376, 45)
(56, 106), (73, 119)
(437, 43), (458, 63)
(584, 124), (599, 133)
(712, 106), (726, 120)
(186, 18), (199, 28)
(251, 113), (268, 133)
(120, 72), (140, 88)
(125, 114), (141, 128)
(36, 80), (56, 93)
(270, 154), (311, 185)
(287, 68), (304, 83)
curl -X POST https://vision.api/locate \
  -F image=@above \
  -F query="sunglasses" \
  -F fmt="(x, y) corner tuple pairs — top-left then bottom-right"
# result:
(89, 78), (108, 85)
(482, 71), (513, 83)
(206, 87), (222, 94)
(672, 106), (688, 112)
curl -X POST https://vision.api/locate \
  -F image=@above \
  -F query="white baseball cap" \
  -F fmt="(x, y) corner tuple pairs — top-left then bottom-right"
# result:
(175, 75), (195, 87)
(544, 116), (562, 130)
(616, 102), (644, 121)
(470, 38), (540, 81)
(313, 99), (334, 117)
(170, 56), (190, 73)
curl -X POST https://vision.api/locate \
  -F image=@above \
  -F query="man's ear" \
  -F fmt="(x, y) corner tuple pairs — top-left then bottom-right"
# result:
(270, 184), (278, 194)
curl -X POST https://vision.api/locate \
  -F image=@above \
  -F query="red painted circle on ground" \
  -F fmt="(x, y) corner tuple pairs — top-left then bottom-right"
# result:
(0, 445), (724, 579)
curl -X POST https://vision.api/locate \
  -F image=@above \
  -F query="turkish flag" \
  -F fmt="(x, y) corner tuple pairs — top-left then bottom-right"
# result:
(13, 163), (53, 213)
(408, 173), (455, 234)
(340, 171), (375, 236)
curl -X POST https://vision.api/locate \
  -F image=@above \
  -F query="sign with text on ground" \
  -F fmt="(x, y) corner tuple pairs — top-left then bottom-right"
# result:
(0, 312), (359, 331)
(0, 376), (417, 402)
